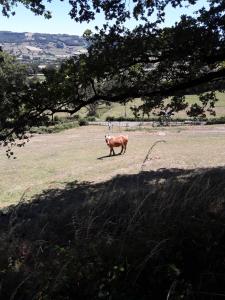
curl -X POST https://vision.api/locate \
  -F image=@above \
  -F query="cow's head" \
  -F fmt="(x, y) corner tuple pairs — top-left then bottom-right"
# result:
(105, 134), (111, 144)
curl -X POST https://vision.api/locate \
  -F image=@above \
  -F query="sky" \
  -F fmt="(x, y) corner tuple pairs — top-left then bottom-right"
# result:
(0, 0), (208, 36)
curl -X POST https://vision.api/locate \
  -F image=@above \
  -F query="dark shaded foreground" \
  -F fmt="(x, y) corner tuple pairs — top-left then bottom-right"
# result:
(1, 167), (225, 299)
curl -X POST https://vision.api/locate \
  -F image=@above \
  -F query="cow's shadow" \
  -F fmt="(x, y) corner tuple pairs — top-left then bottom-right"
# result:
(97, 153), (122, 160)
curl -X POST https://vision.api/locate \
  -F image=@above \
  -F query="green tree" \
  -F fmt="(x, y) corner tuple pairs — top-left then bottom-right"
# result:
(0, 50), (54, 148)
(0, 50), (29, 143)
(0, 0), (225, 144)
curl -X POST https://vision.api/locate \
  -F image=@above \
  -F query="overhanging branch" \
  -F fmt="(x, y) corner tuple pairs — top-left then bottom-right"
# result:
(43, 68), (225, 115)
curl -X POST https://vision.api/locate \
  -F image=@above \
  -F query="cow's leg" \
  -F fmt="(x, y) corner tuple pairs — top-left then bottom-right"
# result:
(110, 147), (115, 156)
(120, 145), (124, 154)
(123, 144), (126, 154)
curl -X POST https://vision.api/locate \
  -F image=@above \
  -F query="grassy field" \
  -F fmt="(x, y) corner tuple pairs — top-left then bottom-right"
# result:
(1, 124), (225, 299)
(55, 92), (225, 121)
(1, 94), (225, 299)
(1, 124), (225, 207)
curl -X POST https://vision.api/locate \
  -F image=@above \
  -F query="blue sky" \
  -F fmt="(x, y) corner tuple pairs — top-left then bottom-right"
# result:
(0, 0), (208, 36)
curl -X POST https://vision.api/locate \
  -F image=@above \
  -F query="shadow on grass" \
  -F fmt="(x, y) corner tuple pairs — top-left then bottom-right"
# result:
(97, 152), (123, 159)
(1, 166), (225, 299)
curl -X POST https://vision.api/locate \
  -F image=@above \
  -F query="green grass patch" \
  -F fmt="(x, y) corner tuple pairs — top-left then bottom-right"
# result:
(51, 93), (225, 123)
(29, 121), (79, 134)
(98, 93), (225, 121)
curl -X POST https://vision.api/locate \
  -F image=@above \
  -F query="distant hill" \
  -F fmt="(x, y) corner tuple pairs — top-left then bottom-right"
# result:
(0, 31), (87, 64)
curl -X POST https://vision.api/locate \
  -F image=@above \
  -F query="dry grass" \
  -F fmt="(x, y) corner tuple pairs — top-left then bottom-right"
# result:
(1, 124), (225, 207)
(1, 166), (225, 299)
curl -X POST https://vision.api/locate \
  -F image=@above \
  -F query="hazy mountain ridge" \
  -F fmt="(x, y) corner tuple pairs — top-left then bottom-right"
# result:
(0, 31), (87, 63)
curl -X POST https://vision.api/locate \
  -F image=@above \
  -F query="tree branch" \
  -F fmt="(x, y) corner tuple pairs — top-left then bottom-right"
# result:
(38, 68), (225, 116)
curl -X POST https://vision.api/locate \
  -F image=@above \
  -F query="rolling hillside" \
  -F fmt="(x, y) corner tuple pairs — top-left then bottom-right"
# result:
(0, 31), (87, 64)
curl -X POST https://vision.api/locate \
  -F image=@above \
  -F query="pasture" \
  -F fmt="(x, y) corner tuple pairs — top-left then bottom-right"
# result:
(77, 92), (225, 120)
(1, 124), (225, 207)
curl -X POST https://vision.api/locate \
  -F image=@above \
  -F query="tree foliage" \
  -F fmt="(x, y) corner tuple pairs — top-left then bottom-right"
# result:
(0, 50), (30, 145)
(0, 0), (225, 144)
(0, 50), (52, 149)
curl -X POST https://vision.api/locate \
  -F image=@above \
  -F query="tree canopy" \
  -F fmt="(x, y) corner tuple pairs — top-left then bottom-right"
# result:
(0, 0), (225, 145)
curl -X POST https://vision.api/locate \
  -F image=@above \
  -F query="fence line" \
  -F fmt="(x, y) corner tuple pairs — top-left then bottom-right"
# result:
(89, 121), (207, 128)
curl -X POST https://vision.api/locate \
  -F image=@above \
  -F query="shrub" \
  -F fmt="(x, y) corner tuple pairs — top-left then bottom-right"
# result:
(69, 114), (80, 121)
(78, 118), (89, 126)
(29, 122), (79, 134)
(105, 115), (225, 125)
(106, 116), (151, 122)
(206, 116), (225, 125)
(105, 116), (115, 121)
(86, 116), (96, 121)
(53, 115), (61, 123)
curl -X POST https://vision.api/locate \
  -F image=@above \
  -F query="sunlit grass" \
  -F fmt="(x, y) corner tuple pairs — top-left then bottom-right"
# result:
(1, 124), (225, 206)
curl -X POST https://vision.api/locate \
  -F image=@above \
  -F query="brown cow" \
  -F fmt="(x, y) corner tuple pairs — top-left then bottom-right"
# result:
(105, 134), (128, 156)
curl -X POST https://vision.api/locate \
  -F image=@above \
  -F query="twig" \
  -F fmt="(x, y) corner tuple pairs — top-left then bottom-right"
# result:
(10, 275), (31, 300)
(141, 140), (166, 171)
(194, 291), (225, 298)
(134, 239), (169, 284)
(167, 280), (177, 300)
